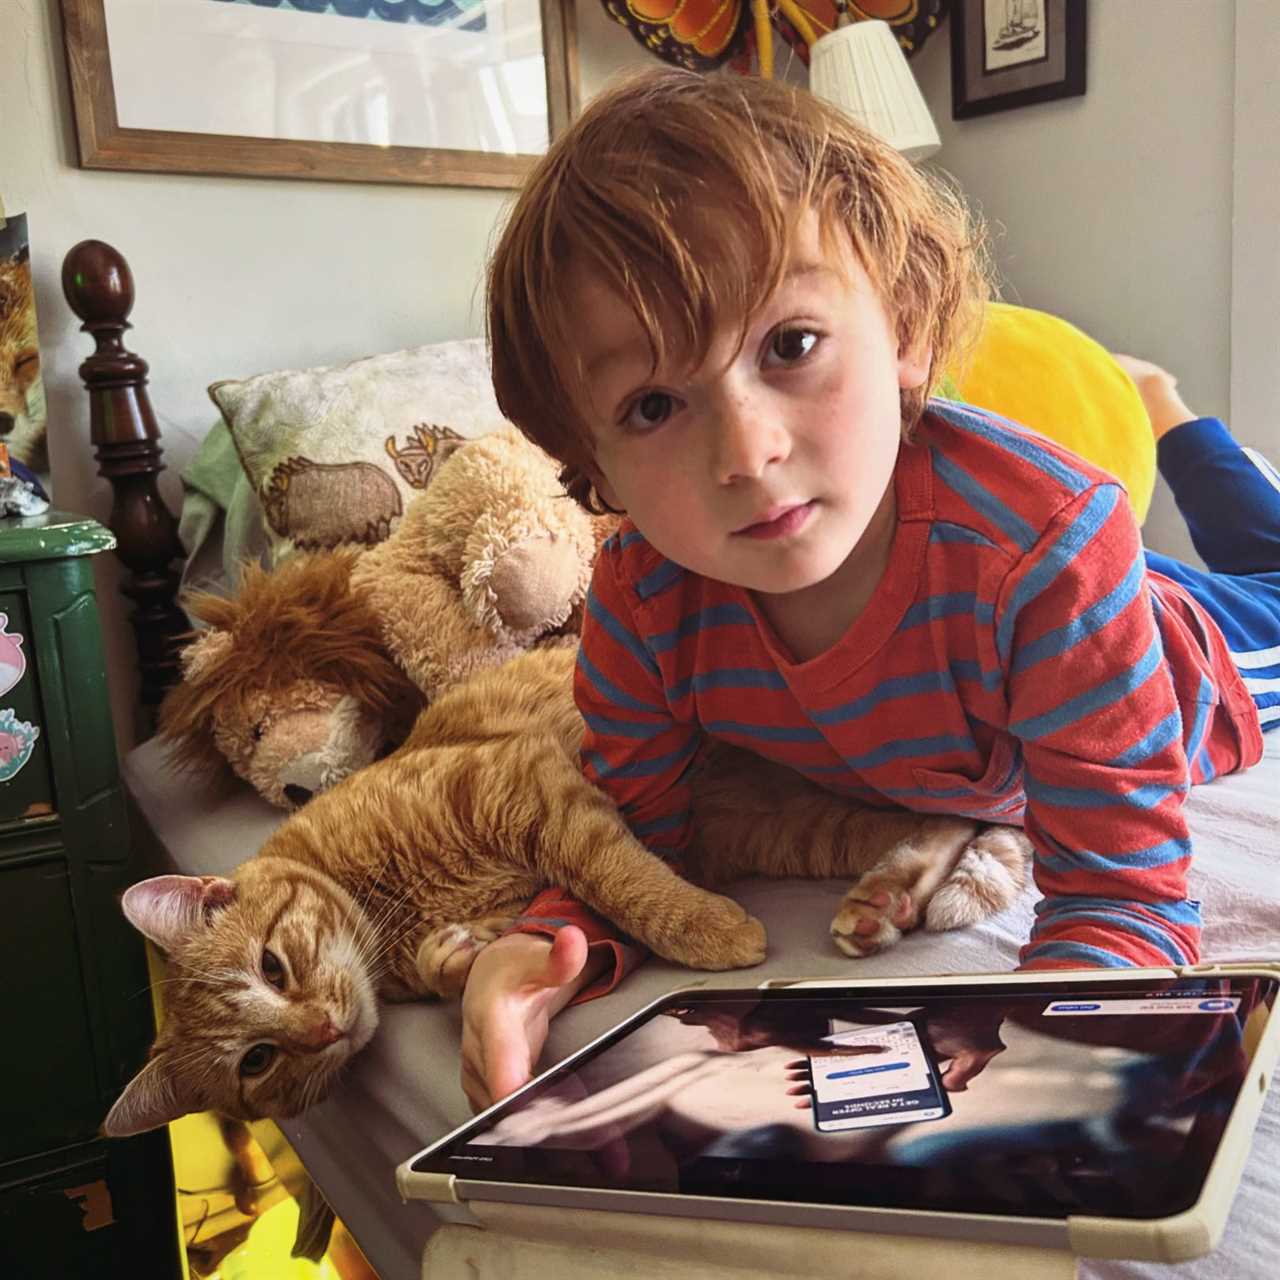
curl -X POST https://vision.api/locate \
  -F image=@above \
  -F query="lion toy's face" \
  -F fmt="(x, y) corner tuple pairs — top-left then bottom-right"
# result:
(158, 552), (423, 810)
(205, 673), (388, 809)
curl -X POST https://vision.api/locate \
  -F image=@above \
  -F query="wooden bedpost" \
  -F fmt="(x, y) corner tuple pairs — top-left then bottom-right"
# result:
(62, 239), (187, 712)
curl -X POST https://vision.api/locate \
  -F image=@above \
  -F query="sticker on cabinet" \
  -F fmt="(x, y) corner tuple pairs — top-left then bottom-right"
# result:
(0, 613), (27, 696)
(0, 707), (39, 781)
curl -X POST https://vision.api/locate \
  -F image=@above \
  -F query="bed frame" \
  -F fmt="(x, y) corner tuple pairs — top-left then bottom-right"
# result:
(62, 239), (189, 712)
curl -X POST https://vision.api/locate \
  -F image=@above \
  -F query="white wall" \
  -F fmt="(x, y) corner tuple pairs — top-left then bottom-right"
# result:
(909, 1), (1242, 565)
(1230, 0), (1280, 453)
(2, 1), (1264, 748)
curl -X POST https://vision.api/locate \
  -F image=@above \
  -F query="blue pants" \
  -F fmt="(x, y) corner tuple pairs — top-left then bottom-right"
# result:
(1145, 418), (1280, 732)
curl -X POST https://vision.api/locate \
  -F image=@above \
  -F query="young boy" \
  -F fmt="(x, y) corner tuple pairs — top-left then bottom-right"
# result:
(457, 70), (1275, 1111)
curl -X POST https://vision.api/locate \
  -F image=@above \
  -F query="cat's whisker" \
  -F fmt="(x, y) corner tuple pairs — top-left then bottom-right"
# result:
(350, 872), (435, 973)
(355, 867), (429, 959)
(357, 904), (431, 977)
(349, 850), (399, 928)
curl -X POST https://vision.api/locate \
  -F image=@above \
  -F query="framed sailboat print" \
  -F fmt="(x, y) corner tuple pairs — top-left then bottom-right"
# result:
(950, 0), (1086, 119)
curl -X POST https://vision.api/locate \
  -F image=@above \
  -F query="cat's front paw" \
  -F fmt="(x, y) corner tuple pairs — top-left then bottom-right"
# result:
(654, 894), (768, 970)
(830, 883), (920, 958)
(416, 916), (515, 999)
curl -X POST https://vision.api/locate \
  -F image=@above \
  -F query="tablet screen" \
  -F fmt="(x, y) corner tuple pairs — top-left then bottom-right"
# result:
(413, 975), (1277, 1220)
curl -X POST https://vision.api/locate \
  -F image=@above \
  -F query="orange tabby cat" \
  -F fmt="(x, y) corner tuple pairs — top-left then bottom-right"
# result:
(105, 646), (1028, 1135)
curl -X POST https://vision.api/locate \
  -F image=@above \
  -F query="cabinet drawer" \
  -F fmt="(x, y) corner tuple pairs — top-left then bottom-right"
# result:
(0, 591), (56, 826)
(0, 855), (103, 1162)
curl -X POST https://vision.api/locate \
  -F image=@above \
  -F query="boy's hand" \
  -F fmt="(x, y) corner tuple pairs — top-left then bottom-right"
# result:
(459, 927), (603, 1112)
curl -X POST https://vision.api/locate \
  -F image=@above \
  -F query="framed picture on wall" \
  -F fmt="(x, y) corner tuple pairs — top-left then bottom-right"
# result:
(59, 0), (578, 188)
(950, 0), (1086, 120)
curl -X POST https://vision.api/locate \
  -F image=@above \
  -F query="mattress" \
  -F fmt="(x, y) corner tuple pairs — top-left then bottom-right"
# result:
(123, 732), (1280, 1280)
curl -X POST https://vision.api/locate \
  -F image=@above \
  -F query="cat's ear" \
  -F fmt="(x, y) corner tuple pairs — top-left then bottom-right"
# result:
(102, 1050), (200, 1137)
(121, 874), (237, 951)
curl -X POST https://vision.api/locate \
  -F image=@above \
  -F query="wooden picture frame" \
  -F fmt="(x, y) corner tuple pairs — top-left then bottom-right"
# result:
(950, 0), (1085, 120)
(59, 0), (578, 189)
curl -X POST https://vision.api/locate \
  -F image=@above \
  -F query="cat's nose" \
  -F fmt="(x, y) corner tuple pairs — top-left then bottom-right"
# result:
(299, 1015), (343, 1050)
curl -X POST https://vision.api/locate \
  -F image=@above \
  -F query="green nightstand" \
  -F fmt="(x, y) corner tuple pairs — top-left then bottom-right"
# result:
(0, 512), (181, 1275)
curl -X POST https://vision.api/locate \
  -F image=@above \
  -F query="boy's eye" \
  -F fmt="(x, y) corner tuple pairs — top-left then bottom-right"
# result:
(622, 391), (676, 432)
(262, 948), (286, 990)
(766, 328), (819, 366)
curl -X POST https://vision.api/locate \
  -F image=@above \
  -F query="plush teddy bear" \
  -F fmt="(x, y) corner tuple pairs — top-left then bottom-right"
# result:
(159, 427), (614, 808)
(350, 425), (617, 700)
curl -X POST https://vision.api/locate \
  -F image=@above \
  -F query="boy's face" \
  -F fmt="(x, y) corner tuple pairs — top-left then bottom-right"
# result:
(571, 211), (929, 600)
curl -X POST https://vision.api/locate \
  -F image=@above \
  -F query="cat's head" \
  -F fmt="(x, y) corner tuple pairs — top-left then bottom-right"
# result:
(103, 860), (380, 1136)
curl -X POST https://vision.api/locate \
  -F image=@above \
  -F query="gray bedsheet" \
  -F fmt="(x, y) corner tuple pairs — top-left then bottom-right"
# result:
(123, 733), (1280, 1280)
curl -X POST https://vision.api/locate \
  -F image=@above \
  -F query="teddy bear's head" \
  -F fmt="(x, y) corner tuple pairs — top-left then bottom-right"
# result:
(353, 427), (618, 699)
(419, 427), (617, 643)
(159, 551), (423, 809)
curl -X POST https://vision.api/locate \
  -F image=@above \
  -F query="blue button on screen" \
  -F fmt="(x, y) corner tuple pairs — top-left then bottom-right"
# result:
(827, 1062), (909, 1080)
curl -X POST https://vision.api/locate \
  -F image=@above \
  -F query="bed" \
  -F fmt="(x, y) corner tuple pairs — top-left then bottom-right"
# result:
(66, 241), (1280, 1280)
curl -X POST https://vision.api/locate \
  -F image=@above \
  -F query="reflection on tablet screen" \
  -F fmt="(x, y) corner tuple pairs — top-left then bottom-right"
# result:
(414, 976), (1276, 1221)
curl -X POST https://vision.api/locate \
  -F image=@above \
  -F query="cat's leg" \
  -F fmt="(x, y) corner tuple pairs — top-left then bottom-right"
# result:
(923, 825), (1032, 933)
(689, 744), (968, 881)
(829, 817), (980, 957)
(415, 913), (518, 1000)
(505, 746), (767, 971)
(831, 822), (1032, 956)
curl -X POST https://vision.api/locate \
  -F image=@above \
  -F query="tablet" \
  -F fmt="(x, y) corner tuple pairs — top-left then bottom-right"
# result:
(398, 964), (1280, 1261)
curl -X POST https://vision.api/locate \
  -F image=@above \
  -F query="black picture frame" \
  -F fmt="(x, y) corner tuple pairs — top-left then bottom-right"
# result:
(950, 0), (1086, 120)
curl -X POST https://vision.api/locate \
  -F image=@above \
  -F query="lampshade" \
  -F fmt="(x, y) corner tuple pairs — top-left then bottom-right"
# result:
(808, 19), (942, 162)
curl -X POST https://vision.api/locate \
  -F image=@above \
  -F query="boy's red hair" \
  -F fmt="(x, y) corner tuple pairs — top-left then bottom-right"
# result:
(488, 68), (990, 510)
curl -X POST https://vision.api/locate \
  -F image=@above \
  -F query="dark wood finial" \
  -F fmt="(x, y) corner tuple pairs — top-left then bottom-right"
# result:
(62, 240), (188, 713)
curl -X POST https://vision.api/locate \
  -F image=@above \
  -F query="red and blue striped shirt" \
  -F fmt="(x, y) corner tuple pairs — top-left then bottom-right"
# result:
(508, 402), (1263, 993)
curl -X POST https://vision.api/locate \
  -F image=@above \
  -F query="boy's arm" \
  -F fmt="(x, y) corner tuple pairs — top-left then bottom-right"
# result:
(500, 538), (701, 1000)
(998, 482), (1202, 970)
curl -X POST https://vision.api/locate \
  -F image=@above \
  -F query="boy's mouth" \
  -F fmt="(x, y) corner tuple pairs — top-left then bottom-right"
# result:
(733, 501), (816, 540)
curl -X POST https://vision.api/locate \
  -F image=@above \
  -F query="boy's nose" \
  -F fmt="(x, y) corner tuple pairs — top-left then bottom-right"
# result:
(713, 393), (790, 484)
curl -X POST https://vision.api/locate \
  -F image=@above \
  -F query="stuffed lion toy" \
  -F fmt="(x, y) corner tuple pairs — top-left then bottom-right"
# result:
(158, 551), (424, 809)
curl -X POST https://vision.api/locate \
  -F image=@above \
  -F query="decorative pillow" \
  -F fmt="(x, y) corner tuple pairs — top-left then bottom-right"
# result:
(176, 418), (272, 616)
(947, 302), (1156, 525)
(209, 340), (508, 562)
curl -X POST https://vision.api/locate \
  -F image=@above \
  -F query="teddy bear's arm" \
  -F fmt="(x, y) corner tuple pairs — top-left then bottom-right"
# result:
(356, 554), (523, 699)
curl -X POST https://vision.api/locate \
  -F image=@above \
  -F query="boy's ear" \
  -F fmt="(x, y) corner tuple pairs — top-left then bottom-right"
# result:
(898, 342), (933, 392)
(587, 467), (624, 516)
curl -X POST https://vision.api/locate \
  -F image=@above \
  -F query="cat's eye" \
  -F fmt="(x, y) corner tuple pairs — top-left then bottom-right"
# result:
(261, 948), (286, 990)
(240, 1043), (276, 1078)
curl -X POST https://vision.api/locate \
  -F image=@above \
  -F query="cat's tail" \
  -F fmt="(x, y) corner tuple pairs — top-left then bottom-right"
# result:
(923, 826), (1032, 932)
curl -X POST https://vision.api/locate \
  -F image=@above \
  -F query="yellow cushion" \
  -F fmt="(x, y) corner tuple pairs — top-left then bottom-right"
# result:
(945, 302), (1155, 525)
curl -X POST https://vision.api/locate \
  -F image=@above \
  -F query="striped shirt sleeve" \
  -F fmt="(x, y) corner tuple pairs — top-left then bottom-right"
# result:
(576, 541), (701, 862)
(502, 538), (701, 1002)
(999, 482), (1202, 971)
